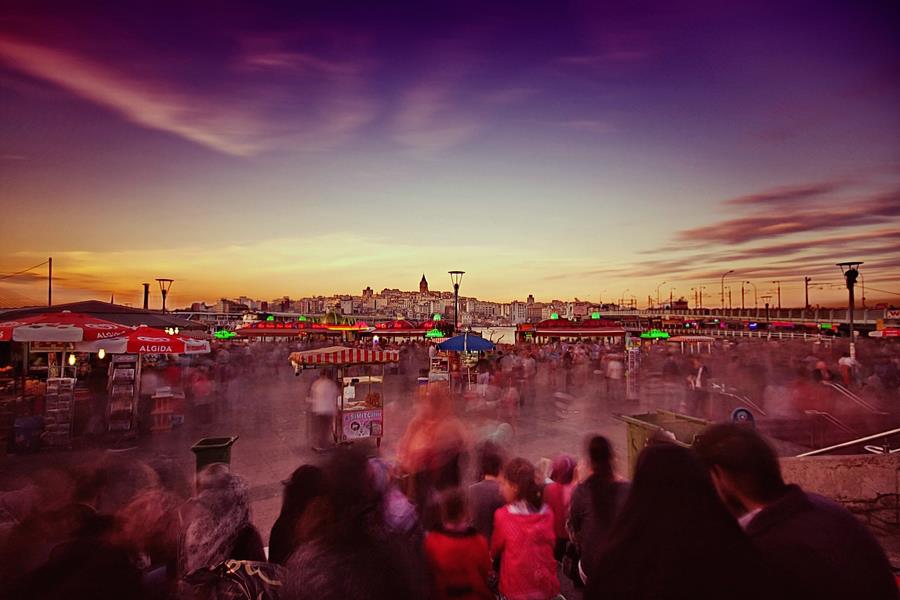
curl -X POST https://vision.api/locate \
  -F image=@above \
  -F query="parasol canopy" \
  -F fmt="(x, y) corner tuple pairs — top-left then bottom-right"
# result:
(76, 326), (211, 354)
(437, 333), (495, 352)
(0, 311), (132, 343)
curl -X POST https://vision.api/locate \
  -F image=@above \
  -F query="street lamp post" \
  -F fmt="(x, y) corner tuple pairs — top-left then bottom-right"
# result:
(837, 262), (863, 359)
(156, 278), (174, 313)
(698, 285), (705, 310)
(669, 288), (675, 309)
(772, 281), (782, 310)
(448, 271), (465, 333)
(743, 281), (758, 313)
(740, 281), (746, 311)
(655, 281), (667, 309)
(720, 269), (734, 310)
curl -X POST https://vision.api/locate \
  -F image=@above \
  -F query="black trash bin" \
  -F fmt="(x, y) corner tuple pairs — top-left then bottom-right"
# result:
(190, 436), (238, 473)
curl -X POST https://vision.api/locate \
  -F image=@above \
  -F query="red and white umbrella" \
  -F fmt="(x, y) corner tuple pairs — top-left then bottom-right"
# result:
(0, 311), (132, 343)
(77, 326), (211, 355)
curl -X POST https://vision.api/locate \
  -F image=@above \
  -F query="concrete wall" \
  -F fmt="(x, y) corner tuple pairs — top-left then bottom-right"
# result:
(780, 453), (900, 530)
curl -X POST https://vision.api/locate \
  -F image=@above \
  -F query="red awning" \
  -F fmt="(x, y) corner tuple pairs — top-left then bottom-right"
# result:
(289, 346), (400, 366)
(0, 311), (132, 343)
(534, 327), (626, 337)
(76, 326), (211, 354)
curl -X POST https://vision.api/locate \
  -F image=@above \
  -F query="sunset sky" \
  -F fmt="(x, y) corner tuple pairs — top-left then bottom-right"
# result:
(1, 1), (899, 309)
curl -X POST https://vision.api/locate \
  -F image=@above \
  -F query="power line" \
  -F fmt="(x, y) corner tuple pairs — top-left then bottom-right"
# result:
(866, 286), (900, 297)
(0, 260), (50, 281)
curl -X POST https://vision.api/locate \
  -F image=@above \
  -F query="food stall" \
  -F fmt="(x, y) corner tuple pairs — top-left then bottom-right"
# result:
(76, 325), (211, 434)
(0, 312), (132, 450)
(289, 346), (399, 447)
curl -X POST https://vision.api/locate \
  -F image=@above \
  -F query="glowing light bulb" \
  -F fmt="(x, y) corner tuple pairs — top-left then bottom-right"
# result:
(98, 349), (106, 359)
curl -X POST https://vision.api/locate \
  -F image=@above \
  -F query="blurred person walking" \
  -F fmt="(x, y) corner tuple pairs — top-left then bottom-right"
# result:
(308, 369), (338, 451)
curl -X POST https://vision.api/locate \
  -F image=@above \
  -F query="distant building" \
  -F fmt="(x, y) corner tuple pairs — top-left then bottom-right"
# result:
(420, 274), (429, 294)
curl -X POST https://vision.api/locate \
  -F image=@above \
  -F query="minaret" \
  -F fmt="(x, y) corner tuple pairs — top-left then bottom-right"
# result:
(419, 274), (429, 294)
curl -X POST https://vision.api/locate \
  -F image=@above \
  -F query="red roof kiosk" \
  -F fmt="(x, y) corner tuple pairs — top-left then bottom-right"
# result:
(288, 346), (399, 447)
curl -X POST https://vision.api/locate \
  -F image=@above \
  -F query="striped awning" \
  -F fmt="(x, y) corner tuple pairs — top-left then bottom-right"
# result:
(289, 346), (400, 366)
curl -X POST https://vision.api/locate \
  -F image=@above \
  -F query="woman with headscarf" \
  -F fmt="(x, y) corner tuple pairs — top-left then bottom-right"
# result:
(178, 464), (265, 578)
(585, 443), (770, 600)
(541, 454), (577, 561)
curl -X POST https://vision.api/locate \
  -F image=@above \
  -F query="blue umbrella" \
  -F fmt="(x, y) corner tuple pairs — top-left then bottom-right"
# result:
(437, 332), (495, 352)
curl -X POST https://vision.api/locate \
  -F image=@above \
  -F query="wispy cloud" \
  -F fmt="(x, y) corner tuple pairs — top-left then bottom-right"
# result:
(391, 84), (480, 156)
(0, 35), (375, 156)
(723, 181), (847, 207)
(677, 188), (900, 245)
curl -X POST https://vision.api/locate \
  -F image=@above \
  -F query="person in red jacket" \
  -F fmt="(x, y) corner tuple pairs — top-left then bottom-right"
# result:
(424, 488), (493, 600)
(491, 457), (560, 600)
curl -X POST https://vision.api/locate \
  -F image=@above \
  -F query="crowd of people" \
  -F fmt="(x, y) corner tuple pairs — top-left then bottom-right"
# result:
(2, 333), (899, 598)
(1, 400), (897, 599)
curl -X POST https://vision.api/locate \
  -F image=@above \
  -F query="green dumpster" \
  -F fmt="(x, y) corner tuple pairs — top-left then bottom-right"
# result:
(191, 436), (238, 473)
(617, 410), (709, 475)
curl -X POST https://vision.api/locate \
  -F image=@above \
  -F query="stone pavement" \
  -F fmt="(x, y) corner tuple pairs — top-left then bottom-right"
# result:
(0, 366), (633, 550)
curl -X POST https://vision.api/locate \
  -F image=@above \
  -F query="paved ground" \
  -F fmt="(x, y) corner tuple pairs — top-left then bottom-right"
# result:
(0, 364), (634, 542)
(3, 361), (896, 593)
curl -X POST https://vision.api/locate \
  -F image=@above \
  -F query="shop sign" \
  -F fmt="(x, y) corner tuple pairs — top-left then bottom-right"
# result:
(886, 310), (900, 320)
(341, 409), (383, 439)
(30, 342), (73, 353)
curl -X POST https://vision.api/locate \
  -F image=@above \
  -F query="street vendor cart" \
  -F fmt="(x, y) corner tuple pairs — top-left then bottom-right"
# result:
(289, 346), (399, 447)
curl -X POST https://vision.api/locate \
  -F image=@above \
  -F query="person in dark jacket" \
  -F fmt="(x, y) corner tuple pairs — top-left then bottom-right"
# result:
(693, 423), (898, 600)
(268, 465), (325, 565)
(586, 442), (769, 600)
(468, 442), (505, 542)
(567, 436), (628, 576)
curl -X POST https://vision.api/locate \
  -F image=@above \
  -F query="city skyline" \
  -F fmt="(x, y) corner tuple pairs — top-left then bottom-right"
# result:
(2, 2), (899, 308)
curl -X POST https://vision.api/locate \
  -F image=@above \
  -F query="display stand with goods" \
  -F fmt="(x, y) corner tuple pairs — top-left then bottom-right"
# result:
(43, 377), (75, 447)
(108, 355), (138, 434)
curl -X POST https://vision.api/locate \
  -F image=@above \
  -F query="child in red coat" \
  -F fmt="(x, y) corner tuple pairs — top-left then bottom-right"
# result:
(492, 457), (561, 600)
(424, 488), (494, 600)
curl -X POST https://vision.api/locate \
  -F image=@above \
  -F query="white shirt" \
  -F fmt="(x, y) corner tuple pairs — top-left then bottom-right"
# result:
(309, 377), (339, 415)
(738, 507), (763, 530)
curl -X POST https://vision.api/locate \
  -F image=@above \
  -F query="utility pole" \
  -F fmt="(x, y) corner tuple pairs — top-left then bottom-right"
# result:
(47, 257), (52, 307)
(741, 281), (746, 310)
(728, 287), (732, 310)
(804, 276), (811, 310)
(772, 281), (781, 309)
